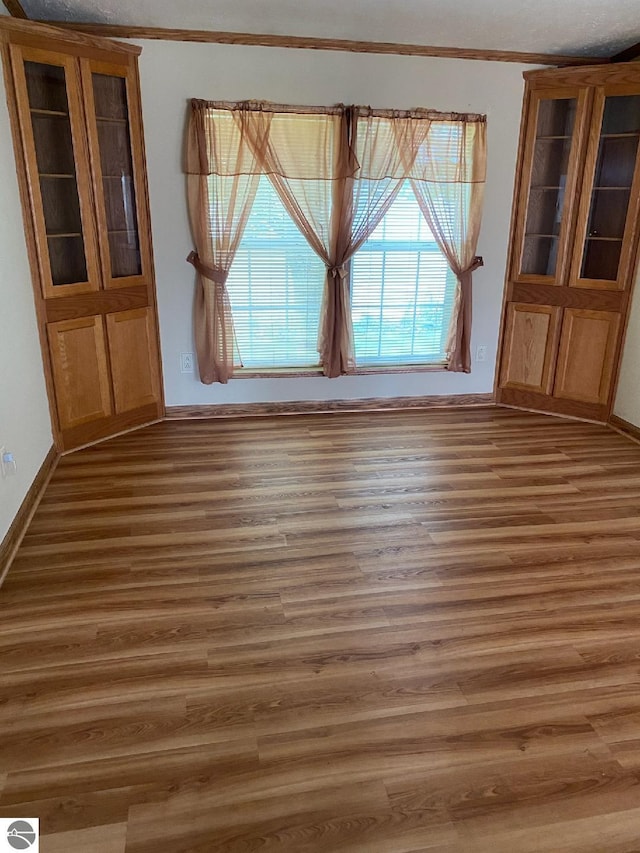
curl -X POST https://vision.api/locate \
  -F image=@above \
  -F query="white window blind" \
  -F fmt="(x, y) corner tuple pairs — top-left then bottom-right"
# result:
(225, 175), (325, 369)
(351, 181), (456, 366)
(226, 176), (456, 371)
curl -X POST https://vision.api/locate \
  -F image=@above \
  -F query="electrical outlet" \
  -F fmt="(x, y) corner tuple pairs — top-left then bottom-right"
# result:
(0, 447), (17, 477)
(475, 345), (487, 363)
(180, 352), (195, 373)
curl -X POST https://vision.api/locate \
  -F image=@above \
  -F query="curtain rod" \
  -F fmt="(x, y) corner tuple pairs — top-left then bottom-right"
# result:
(190, 99), (487, 123)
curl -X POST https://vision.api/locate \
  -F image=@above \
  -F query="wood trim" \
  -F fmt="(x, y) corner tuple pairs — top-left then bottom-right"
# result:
(607, 216), (640, 417)
(60, 401), (161, 450)
(510, 282), (626, 311)
(60, 414), (164, 455)
(610, 42), (640, 64)
(609, 413), (640, 444)
(44, 285), (150, 322)
(2, 0), (27, 19)
(236, 363), (448, 379)
(128, 53), (165, 417)
(166, 394), (495, 420)
(492, 84), (532, 399)
(0, 17), (141, 56)
(524, 62), (640, 86)
(38, 22), (604, 67)
(496, 386), (607, 422)
(0, 445), (57, 586)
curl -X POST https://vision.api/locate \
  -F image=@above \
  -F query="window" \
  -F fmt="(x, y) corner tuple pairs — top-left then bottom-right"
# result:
(227, 178), (455, 371)
(189, 101), (485, 382)
(351, 181), (456, 365)
(226, 176), (325, 369)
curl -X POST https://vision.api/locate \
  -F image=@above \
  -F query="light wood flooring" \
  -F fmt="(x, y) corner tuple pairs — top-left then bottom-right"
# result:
(3, 406), (640, 852)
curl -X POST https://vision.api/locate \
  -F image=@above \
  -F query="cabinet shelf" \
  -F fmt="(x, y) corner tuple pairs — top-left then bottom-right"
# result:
(47, 232), (82, 239)
(585, 235), (623, 242)
(39, 173), (75, 179)
(30, 107), (68, 117)
(96, 116), (128, 124)
(601, 132), (640, 139)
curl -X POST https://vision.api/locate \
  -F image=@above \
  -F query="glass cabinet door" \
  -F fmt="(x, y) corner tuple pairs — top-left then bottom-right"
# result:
(10, 48), (100, 296)
(571, 90), (640, 290)
(515, 90), (587, 285)
(82, 61), (151, 288)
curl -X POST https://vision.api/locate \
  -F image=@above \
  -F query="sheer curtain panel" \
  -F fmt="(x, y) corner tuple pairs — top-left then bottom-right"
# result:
(396, 113), (487, 373)
(185, 101), (266, 384)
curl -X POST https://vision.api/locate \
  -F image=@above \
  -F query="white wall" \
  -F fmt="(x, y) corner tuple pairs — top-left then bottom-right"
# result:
(137, 41), (534, 406)
(0, 69), (53, 543)
(614, 266), (640, 427)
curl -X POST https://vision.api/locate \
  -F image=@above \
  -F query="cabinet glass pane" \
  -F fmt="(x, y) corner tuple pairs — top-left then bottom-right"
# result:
(92, 73), (142, 279)
(24, 62), (87, 286)
(521, 98), (576, 277)
(580, 94), (640, 281)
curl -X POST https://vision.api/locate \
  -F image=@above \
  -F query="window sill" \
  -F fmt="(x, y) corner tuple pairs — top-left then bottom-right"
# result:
(235, 362), (448, 379)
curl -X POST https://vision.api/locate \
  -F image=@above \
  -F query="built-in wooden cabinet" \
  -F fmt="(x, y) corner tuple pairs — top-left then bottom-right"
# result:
(497, 63), (640, 422)
(1, 19), (163, 451)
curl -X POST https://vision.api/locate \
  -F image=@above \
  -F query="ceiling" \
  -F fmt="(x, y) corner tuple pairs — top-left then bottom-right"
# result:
(18, 0), (640, 58)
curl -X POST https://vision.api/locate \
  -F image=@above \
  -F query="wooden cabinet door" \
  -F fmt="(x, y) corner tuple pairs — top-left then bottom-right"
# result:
(106, 308), (160, 413)
(511, 87), (590, 286)
(570, 85), (640, 291)
(48, 316), (112, 431)
(9, 45), (101, 298)
(554, 308), (620, 405)
(500, 303), (560, 393)
(80, 58), (153, 291)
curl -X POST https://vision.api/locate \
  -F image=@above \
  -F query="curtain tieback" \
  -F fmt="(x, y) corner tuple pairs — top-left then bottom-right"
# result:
(464, 256), (484, 275)
(327, 264), (348, 280)
(187, 251), (228, 285)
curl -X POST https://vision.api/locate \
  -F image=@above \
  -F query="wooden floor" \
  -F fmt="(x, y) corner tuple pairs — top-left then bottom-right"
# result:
(3, 407), (640, 852)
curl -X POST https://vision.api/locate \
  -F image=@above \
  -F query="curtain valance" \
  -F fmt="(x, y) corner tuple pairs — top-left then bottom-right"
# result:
(186, 99), (486, 183)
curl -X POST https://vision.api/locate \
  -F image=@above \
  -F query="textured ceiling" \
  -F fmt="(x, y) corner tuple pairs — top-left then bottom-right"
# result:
(20, 0), (640, 58)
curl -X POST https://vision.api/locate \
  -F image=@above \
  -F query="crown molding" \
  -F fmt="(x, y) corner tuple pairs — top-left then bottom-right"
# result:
(37, 22), (605, 66)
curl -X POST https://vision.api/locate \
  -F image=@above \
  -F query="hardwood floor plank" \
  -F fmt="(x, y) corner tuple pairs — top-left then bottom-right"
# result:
(125, 780), (395, 853)
(40, 823), (127, 853)
(386, 750), (640, 847)
(457, 805), (640, 852)
(1, 408), (640, 850)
